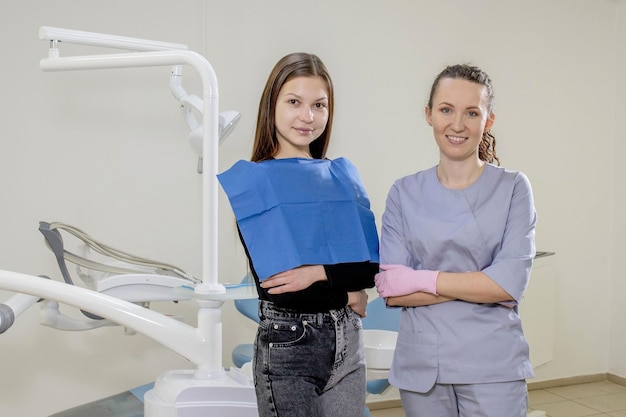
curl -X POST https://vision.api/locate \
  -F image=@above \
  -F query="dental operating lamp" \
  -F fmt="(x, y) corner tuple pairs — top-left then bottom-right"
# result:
(168, 64), (241, 172)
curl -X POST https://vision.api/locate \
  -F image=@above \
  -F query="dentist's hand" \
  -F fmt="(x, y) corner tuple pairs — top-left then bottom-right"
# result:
(375, 264), (439, 297)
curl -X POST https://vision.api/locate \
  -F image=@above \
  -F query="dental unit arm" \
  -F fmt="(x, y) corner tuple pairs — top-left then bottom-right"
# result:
(0, 27), (258, 416)
(0, 291), (40, 334)
(0, 270), (216, 367)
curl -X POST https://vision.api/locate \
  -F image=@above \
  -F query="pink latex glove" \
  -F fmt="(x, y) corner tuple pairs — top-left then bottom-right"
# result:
(375, 264), (439, 297)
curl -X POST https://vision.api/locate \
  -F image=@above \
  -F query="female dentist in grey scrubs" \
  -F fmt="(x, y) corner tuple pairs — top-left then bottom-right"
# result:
(375, 64), (537, 417)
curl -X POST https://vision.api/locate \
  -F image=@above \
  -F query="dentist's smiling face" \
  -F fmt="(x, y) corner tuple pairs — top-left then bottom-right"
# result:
(274, 76), (329, 159)
(425, 77), (494, 163)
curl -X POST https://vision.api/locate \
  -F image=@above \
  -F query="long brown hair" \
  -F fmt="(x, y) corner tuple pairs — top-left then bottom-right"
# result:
(251, 52), (334, 162)
(427, 64), (500, 165)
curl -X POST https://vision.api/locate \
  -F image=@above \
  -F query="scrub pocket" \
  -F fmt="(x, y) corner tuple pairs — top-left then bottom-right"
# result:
(389, 331), (438, 393)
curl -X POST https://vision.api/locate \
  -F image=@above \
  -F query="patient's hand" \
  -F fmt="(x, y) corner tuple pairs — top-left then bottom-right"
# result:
(347, 290), (368, 317)
(260, 265), (326, 294)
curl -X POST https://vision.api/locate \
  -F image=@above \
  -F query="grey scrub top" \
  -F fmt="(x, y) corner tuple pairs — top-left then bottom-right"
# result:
(380, 164), (536, 393)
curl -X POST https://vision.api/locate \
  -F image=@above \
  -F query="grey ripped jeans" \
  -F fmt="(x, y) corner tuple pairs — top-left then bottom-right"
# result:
(253, 300), (366, 417)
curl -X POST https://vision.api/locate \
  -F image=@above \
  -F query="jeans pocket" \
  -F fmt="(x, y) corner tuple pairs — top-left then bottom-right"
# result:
(263, 317), (308, 348)
(257, 317), (334, 383)
(347, 308), (363, 331)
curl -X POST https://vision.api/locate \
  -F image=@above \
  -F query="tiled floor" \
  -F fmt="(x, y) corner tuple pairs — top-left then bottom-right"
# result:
(369, 380), (626, 417)
(370, 406), (406, 417)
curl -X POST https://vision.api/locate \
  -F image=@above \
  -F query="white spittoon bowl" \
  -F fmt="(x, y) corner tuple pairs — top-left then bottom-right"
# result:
(363, 329), (398, 370)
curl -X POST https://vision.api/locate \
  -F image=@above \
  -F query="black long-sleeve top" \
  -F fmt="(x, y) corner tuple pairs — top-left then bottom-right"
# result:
(239, 228), (378, 312)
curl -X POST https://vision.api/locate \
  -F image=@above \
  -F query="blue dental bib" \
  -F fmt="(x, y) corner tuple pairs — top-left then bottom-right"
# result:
(217, 158), (379, 280)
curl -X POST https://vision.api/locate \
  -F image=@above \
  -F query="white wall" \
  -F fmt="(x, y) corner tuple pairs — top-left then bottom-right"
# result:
(0, 0), (623, 416)
(609, 0), (626, 378)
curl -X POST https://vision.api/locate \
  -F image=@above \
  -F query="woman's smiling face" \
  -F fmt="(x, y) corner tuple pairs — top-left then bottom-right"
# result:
(425, 77), (494, 163)
(273, 75), (329, 159)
